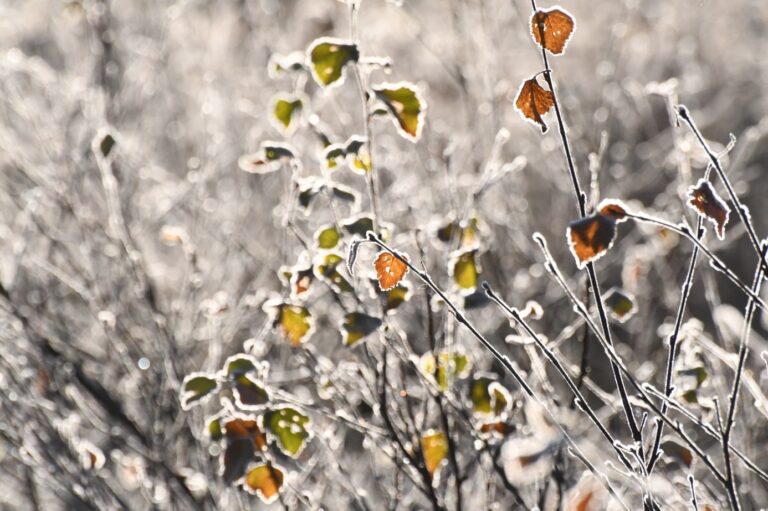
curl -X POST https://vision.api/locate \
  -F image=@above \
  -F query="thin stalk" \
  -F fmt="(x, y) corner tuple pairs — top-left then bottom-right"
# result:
(483, 283), (636, 474)
(646, 215), (705, 474)
(627, 212), (766, 309)
(528, 0), (643, 457)
(721, 241), (767, 511)
(677, 106), (768, 274)
(357, 233), (630, 511)
(532, 234), (730, 487)
(349, 1), (381, 231)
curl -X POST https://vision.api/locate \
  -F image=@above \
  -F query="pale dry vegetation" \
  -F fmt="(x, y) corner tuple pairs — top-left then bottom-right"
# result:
(1, 0), (767, 510)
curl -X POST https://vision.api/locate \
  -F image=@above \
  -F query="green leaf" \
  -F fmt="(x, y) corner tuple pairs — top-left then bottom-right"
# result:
(603, 287), (637, 323)
(679, 366), (708, 388)
(238, 141), (297, 174)
(330, 183), (359, 204)
(307, 37), (359, 88)
(372, 82), (427, 142)
(344, 135), (371, 174)
(297, 177), (324, 211)
(207, 413), (224, 441)
(322, 143), (347, 170)
(263, 300), (314, 347)
(314, 252), (354, 293)
(341, 214), (374, 238)
(340, 312), (383, 346)
(450, 248), (480, 291)
(270, 93), (304, 134)
(180, 373), (218, 410)
(314, 224), (341, 250)
(96, 131), (116, 158)
(381, 282), (411, 313)
(264, 407), (311, 458)
(268, 51), (306, 78)
(463, 290), (491, 310)
(469, 375), (510, 417)
(234, 374), (270, 410)
(421, 351), (472, 392)
(223, 354), (259, 377)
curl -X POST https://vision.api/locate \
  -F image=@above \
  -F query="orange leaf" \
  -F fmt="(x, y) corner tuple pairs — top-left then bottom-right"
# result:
(514, 77), (554, 133)
(374, 251), (409, 291)
(530, 7), (576, 55)
(244, 463), (284, 504)
(686, 178), (730, 240)
(566, 214), (617, 268)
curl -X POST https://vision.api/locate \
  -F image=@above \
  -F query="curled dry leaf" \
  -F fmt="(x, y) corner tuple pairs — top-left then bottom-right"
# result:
(514, 77), (554, 133)
(686, 178), (730, 240)
(566, 202), (628, 269)
(221, 416), (268, 484)
(597, 199), (629, 222)
(530, 7), (576, 55)
(374, 251), (409, 291)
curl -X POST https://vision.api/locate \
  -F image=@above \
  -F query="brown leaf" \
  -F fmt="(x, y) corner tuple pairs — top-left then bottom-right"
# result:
(374, 251), (409, 291)
(530, 7), (576, 55)
(567, 214), (617, 268)
(687, 178), (730, 240)
(514, 77), (554, 133)
(221, 417), (269, 483)
(597, 199), (629, 222)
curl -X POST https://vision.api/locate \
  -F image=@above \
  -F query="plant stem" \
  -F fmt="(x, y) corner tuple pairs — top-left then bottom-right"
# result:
(677, 106), (768, 274)
(349, 1), (381, 231)
(646, 215), (705, 474)
(721, 241), (767, 511)
(528, 0), (643, 458)
(627, 212), (766, 309)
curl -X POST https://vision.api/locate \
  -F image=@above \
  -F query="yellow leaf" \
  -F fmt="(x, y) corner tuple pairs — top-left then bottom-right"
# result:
(421, 430), (448, 478)
(244, 463), (284, 504)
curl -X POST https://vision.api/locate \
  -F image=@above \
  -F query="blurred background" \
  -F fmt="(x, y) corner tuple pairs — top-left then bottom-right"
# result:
(1, 0), (767, 509)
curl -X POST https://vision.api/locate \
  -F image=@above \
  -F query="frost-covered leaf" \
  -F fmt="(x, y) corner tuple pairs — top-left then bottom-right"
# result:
(314, 224), (341, 250)
(264, 406), (311, 458)
(450, 248), (480, 291)
(180, 373), (218, 410)
(270, 93), (304, 134)
(314, 252), (354, 293)
(244, 463), (284, 503)
(307, 37), (359, 88)
(374, 251), (409, 291)
(372, 82), (427, 142)
(687, 178), (730, 240)
(530, 7), (576, 55)
(263, 300), (314, 346)
(514, 77), (554, 133)
(421, 430), (448, 478)
(602, 287), (637, 323)
(340, 312), (382, 346)
(239, 141), (297, 174)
